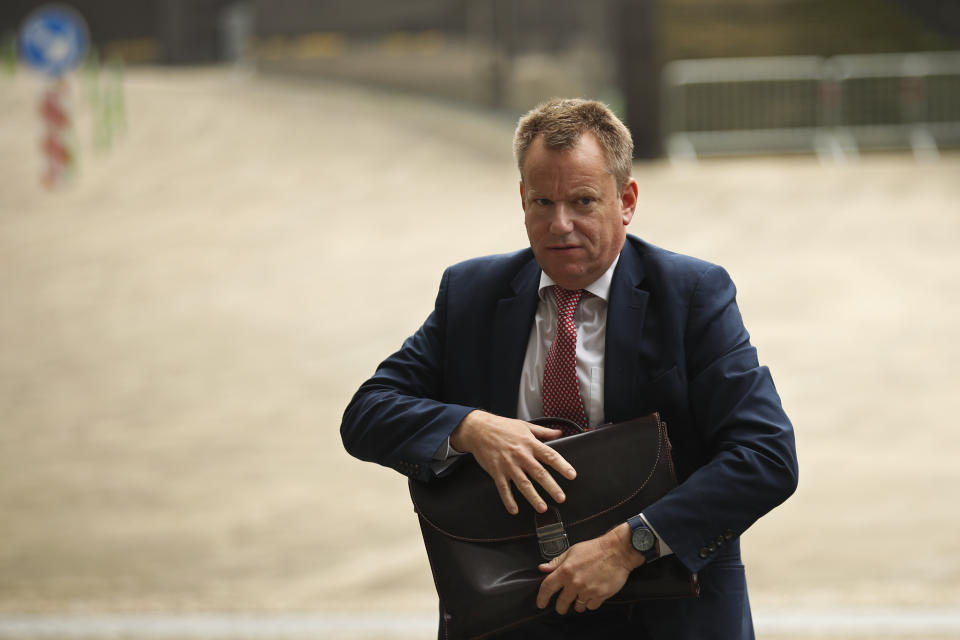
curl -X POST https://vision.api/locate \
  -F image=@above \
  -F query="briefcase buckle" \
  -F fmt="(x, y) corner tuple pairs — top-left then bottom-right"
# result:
(536, 518), (569, 560)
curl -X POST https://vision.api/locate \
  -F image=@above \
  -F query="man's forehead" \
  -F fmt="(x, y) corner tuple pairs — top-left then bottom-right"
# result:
(522, 132), (613, 179)
(522, 149), (614, 195)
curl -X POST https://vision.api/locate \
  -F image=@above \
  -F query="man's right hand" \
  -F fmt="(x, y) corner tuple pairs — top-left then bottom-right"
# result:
(449, 410), (577, 515)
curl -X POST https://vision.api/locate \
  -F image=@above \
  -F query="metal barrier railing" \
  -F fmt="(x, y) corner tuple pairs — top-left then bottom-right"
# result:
(662, 51), (960, 161)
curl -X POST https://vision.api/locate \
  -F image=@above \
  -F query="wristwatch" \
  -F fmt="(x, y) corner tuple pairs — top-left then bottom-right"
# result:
(627, 514), (660, 563)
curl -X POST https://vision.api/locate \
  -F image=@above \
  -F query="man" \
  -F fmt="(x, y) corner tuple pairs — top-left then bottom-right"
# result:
(341, 99), (798, 639)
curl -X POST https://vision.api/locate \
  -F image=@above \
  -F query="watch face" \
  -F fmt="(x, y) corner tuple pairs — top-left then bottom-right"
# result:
(631, 527), (655, 552)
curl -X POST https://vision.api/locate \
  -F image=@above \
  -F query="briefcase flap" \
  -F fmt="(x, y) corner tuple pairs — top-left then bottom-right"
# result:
(410, 414), (676, 542)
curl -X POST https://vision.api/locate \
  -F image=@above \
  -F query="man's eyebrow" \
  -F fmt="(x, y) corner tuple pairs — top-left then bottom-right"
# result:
(569, 186), (602, 198)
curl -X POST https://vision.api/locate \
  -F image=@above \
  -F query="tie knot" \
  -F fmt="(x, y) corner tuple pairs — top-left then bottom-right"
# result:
(553, 286), (583, 319)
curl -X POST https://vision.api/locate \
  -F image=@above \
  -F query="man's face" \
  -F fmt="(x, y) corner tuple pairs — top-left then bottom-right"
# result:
(521, 133), (637, 290)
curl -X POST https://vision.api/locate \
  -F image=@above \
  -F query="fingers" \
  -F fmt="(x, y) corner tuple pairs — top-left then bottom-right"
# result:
(489, 464), (545, 515)
(540, 583), (599, 616)
(536, 538), (628, 615)
(537, 551), (588, 614)
(525, 459), (566, 506)
(535, 564), (563, 608)
(554, 586), (604, 616)
(494, 478), (519, 516)
(573, 597), (600, 613)
(529, 425), (563, 441)
(532, 441), (577, 481)
(495, 446), (575, 514)
(510, 446), (574, 512)
(466, 413), (577, 514)
(494, 460), (556, 514)
(528, 425), (578, 481)
(538, 552), (565, 574)
(553, 584), (578, 615)
(510, 470), (547, 513)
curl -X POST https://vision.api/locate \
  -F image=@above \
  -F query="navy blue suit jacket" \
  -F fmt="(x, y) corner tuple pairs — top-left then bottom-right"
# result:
(341, 235), (798, 638)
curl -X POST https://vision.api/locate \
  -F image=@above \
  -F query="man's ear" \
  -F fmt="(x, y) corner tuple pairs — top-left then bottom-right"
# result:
(620, 178), (638, 225)
(519, 180), (526, 211)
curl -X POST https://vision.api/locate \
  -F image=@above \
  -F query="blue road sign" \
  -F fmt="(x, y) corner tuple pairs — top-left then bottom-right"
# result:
(18, 4), (89, 77)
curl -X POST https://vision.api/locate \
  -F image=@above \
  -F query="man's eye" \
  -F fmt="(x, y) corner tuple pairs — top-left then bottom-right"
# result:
(535, 198), (551, 206)
(577, 197), (594, 206)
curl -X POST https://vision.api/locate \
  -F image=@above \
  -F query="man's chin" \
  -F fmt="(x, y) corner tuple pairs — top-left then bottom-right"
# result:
(541, 264), (589, 290)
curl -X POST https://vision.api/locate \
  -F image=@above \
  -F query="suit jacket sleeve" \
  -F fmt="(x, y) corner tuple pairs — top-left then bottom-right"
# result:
(643, 264), (799, 573)
(340, 267), (474, 482)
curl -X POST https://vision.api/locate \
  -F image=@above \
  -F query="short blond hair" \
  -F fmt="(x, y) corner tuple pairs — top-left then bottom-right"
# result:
(513, 98), (634, 187)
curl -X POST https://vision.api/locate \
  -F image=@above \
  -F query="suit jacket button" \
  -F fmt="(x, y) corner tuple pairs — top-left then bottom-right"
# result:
(707, 543), (717, 552)
(699, 547), (709, 559)
(716, 536), (725, 546)
(724, 529), (734, 540)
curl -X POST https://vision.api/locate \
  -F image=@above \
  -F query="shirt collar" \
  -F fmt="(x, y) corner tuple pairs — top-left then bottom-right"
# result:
(538, 252), (621, 303)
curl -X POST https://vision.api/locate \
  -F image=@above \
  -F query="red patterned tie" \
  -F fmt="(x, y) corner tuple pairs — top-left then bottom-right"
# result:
(542, 286), (588, 434)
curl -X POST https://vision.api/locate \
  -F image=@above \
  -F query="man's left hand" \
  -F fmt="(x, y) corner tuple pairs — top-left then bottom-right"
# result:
(535, 523), (646, 615)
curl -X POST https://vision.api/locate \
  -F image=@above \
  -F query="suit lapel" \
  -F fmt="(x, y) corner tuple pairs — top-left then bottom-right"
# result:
(489, 258), (541, 417)
(604, 240), (649, 423)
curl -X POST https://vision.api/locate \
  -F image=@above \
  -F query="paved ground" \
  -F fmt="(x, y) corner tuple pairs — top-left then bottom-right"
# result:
(1, 67), (959, 637)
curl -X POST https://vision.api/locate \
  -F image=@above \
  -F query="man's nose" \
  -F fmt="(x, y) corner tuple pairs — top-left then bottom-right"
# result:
(549, 204), (574, 235)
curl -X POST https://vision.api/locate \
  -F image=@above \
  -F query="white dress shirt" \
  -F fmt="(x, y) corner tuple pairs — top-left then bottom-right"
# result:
(515, 255), (619, 426)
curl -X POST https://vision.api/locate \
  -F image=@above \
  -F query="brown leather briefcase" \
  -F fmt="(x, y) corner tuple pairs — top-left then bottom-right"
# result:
(408, 413), (699, 640)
